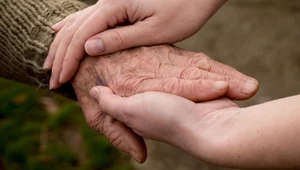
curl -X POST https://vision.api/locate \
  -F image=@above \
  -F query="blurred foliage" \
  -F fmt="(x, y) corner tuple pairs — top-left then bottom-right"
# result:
(0, 78), (133, 170)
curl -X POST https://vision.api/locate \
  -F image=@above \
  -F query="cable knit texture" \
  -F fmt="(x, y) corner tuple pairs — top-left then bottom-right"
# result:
(0, 0), (87, 98)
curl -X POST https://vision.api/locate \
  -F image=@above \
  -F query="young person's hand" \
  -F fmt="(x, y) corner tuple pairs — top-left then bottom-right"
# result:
(89, 86), (238, 163)
(44, 0), (228, 88)
(90, 84), (300, 169)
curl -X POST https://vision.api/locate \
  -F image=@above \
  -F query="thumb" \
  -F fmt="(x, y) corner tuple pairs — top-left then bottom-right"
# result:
(75, 85), (147, 163)
(85, 23), (158, 56)
(89, 86), (135, 123)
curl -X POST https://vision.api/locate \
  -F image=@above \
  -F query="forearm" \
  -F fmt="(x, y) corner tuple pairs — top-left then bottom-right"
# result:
(203, 95), (300, 169)
(0, 0), (87, 98)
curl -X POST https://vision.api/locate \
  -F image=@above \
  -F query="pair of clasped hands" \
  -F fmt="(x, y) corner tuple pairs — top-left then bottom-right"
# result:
(44, 0), (259, 167)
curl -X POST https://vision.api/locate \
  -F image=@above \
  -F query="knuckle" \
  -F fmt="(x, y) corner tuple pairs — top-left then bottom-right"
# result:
(110, 31), (125, 51)
(204, 58), (213, 71)
(62, 56), (71, 63)
(110, 75), (141, 96)
(104, 121), (131, 152)
(110, 81), (127, 96)
(180, 67), (203, 79)
(87, 112), (105, 132)
(87, 113), (127, 151)
(107, 129), (124, 150)
(189, 57), (202, 66)
(162, 78), (180, 94)
(109, 77), (125, 95)
(196, 52), (209, 58)
(189, 55), (213, 71)
(194, 79), (205, 95)
(98, 0), (126, 17)
(67, 11), (81, 22)
(72, 31), (83, 42)
(64, 28), (77, 40)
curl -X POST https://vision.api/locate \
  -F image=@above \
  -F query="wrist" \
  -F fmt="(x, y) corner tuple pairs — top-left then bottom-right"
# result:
(182, 107), (241, 164)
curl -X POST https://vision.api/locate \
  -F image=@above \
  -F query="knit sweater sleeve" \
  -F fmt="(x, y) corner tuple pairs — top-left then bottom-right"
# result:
(0, 0), (87, 99)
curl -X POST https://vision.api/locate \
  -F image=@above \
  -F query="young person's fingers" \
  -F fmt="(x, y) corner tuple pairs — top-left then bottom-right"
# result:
(85, 21), (159, 56)
(90, 86), (131, 123)
(53, 6), (97, 84)
(43, 28), (65, 70)
(58, 9), (116, 83)
(76, 86), (147, 163)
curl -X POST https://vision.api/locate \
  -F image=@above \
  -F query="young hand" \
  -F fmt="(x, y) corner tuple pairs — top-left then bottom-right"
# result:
(44, 0), (227, 88)
(88, 86), (238, 161)
(89, 85), (300, 169)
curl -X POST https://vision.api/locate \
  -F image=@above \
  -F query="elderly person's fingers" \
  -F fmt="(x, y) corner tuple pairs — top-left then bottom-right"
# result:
(169, 49), (259, 99)
(73, 84), (147, 163)
(133, 78), (228, 102)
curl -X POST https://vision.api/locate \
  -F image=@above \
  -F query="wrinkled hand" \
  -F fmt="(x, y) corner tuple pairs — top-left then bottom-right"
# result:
(44, 0), (227, 88)
(71, 45), (258, 163)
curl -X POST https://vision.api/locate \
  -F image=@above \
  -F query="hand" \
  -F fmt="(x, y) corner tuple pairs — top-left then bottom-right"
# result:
(44, 0), (228, 88)
(71, 45), (258, 163)
(89, 85), (239, 164)
(89, 86), (300, 169)
(75, 45), (258, 101)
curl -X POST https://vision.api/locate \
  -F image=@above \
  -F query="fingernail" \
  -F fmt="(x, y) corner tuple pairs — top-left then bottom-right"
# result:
(213, 81), (228, 90)
(43, 56), (51, 69)
(90, 87), (100, 100)
(59, 71), (66, 84)
(85, 39), (105, 55)
(52, 21), (61, 30)
(241, 79), (258, 95)
(49, 76), (55, 90)
(130, 150), (141, 163)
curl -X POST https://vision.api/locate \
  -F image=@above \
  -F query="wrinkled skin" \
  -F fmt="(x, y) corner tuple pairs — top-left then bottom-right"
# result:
(71, 45), (258, 163)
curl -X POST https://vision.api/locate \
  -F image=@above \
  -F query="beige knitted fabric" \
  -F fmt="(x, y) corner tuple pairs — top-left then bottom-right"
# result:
(0, 0), (87, 98)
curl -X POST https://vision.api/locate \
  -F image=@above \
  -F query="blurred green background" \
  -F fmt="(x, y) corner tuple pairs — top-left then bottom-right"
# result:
(0, 78), (133, 170)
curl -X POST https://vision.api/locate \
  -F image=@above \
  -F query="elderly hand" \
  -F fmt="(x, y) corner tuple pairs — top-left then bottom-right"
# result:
(44, 0), (228, 88)
(71, 45), (258, 163)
